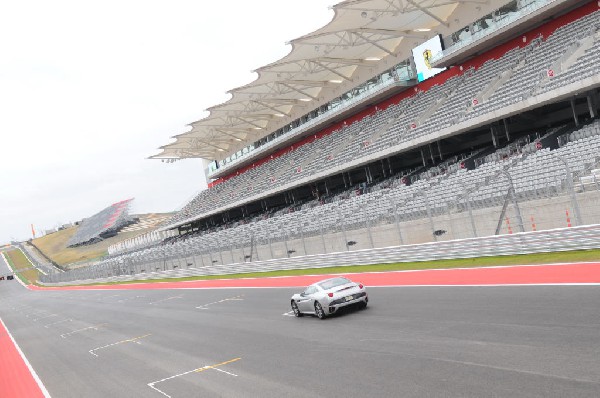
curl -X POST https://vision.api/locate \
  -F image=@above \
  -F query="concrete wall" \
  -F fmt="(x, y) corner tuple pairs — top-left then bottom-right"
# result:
(178, 189), (600, 267)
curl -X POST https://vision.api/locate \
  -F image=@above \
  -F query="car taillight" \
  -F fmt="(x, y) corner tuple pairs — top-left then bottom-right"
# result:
(359, 284), (363, 289)
(328, 293), (334, 297)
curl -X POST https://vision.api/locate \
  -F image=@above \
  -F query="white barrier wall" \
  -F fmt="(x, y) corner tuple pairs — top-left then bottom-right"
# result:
(41, 223), (600, 286)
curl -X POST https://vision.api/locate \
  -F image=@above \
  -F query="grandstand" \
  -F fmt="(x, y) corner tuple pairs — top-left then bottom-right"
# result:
(67, 199), (135, 247)
(154, 1), (599, 226)
(42, 0), (600, 283)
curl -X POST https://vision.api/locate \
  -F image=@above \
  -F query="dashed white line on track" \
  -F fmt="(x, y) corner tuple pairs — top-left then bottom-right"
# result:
(99, 294), (122, 301)
(61, 323), (107, 339)
(89, 334), (151, 357)
(147, 357), (241, 398)
(33, 314), (58, 322)
(196, 295), (244, 309)
(117, 295), (146, 303)
(44, 318), (72, 328)
(149, 295), (183, 305)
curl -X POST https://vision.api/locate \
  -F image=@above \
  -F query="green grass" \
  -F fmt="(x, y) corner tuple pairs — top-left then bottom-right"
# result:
(3, 249), (39, 285)
(76, 248), (600, 286)
(32, 226), (126, 267)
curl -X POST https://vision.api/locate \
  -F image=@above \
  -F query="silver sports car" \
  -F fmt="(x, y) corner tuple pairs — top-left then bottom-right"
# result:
(290, 276), (368, 319)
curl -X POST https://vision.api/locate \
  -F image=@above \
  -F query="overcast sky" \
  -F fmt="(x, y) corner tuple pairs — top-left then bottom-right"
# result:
(0, 0), (334, 243)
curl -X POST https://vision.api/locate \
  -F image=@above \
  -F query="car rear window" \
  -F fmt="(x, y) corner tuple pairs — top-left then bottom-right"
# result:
(318, 277), (351, 290)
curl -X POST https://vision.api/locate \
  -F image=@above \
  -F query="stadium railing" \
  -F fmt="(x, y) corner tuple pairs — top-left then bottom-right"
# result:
(99, 119), (600, 264)
(40, 223), (600, 285)
(40, 128), (600, 285)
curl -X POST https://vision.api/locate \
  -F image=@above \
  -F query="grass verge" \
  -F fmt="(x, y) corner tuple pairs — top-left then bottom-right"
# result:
(3, 249), (40, 285)
(77, 248), (600, 286)
(32, 213), (174, 268)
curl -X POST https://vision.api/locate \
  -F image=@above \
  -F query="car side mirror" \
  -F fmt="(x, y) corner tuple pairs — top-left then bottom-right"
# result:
(300, 292), (306, 297)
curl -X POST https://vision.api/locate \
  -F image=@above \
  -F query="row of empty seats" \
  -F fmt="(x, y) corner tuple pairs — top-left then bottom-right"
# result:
(91, 119), (600, 269)
(166, 10), (600, 227)
(68, 199), (134, 247)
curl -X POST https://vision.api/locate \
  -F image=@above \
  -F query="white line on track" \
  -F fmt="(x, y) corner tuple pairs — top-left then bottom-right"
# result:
(196, 295), (244, 309)
(44, 319), (72, 328)
(0, 317), (52, 398)
(89, 334), (150, 357)
(149, 295), (182, 305)
(147, 358), (240, 398)
(212, 367), (238, 377)
(61, 323), (107, 339)
(117, 295), (146, 303)
(99, 294), (122, 301)
(148, 369), (200, 398)
(26, 312), (48, 319)
(32, 314), (58, 322)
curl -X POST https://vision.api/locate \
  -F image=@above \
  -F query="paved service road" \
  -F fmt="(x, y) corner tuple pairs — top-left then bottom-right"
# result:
(1, 273), (600, 398)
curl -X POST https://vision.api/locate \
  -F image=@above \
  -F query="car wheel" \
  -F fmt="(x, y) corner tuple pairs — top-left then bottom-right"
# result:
(358, 300), (367, 310)
(291, 300), (302, 317)
(314, 301), (326, 319)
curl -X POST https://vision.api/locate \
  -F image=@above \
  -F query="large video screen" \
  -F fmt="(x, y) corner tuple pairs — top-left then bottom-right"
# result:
(412, 35), (446, 82)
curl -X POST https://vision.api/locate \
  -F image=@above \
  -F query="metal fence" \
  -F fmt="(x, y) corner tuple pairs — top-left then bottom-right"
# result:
(41, 223), (600, 286)
(39, 146), (600, 285)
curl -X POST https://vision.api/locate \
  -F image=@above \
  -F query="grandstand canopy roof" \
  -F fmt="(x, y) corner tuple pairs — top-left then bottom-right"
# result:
(152, 0), (507, 162)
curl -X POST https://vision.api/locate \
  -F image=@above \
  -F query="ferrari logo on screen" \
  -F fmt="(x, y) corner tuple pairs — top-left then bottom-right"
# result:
(423, 49), (433, 70)
(412, 35), (446, 82)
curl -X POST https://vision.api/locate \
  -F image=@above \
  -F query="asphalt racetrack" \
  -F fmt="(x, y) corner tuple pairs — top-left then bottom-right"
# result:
(1, 266), (600, 398)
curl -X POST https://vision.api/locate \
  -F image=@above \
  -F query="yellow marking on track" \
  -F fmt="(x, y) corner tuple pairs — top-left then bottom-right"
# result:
(195, 357), (241, 373)
(129, 334), (151, 342)
(147, 357), (241, 397)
